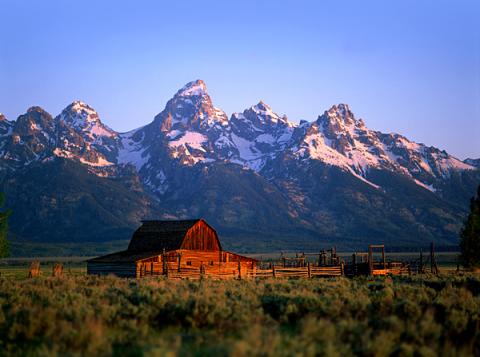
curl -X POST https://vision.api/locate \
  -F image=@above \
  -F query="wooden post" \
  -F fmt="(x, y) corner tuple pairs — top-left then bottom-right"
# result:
(162, 251), (166, 276)
(28, 261), (41, 278)
(52, 263), (63, 277)
(340, 262), (345, 276)
(352, 253), (357, 276)
(165, 261), (169, 278)
(368, 245), (373, 276)
(430, 242), (438, 275)
(177, 253), (181, 272)
(136, 262), (141, 278)
(307, 262), (311, 279)
(150, 262), (154, 276)
(430, 242), (436, 274)
(200, 262), (205, 279)
(419, 249), (423, 274)
(382, 246), (386, 270)
(238, 260), (242, 280)
(272, 264), (276, 278)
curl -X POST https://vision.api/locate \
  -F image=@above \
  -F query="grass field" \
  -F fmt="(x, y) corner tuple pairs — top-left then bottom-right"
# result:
(0, 251), (462, 279)
(0, 271), (479, 356)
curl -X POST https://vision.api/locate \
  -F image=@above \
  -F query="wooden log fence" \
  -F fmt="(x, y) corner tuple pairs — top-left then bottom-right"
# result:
(136, 259), (344, 280)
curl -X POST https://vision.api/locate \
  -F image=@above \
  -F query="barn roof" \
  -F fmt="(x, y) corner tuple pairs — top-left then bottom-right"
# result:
(87, 250), (164, 263)
(127, 219), (202, 252)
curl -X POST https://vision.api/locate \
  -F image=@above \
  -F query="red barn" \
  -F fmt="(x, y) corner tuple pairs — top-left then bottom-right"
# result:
(87, 219), (256, 279)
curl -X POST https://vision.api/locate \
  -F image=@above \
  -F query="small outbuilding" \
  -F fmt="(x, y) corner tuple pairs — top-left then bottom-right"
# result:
(87, 219), (256, 278)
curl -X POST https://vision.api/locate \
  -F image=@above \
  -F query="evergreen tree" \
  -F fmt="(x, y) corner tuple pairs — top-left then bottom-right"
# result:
(0, 192), (11, 258)
(459, 185), (480, 268)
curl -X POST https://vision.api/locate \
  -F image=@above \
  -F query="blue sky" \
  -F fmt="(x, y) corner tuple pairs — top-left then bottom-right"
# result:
(1, 0), (479, 158)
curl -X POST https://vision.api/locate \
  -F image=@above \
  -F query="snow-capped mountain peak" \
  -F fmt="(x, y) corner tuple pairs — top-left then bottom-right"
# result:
(317, 103), (359, 130)
(58, 101), (116, 138)
(0, 85), (477, 197)
(175, 79), (208, 97)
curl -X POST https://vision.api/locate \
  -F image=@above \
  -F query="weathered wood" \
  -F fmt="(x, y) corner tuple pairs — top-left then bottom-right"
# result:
(28, 261), (41, 278)
(430, 242), (438, 275)
(52, 263), (63, 277)
(181, 220), (221, 251)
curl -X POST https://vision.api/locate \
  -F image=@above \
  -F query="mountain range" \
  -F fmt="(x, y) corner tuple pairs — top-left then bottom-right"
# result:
(1, 80), (479, 253)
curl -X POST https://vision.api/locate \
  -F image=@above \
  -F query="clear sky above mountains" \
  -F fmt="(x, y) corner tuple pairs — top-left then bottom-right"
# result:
(1, 0), (479, 158)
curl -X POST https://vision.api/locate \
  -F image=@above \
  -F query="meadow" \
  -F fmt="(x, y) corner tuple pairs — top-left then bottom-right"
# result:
(0, 271), (479, 356)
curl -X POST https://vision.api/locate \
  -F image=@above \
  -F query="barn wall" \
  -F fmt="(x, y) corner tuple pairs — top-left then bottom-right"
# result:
(136, 250), (256, 277)
(181, 221), (221, 251)
(87, 262), (136, 278)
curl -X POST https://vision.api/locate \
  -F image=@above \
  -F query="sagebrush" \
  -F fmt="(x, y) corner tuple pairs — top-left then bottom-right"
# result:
(0, 274), (479, 356)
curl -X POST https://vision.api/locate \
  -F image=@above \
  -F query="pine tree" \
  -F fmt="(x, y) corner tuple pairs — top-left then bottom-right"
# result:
(0, 192), (11, 258)
(459, 185), (480, 268)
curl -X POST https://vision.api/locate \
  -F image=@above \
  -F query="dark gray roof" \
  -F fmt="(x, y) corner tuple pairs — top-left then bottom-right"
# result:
(87, 250), (165, 263)
(127, 219), (201, 252)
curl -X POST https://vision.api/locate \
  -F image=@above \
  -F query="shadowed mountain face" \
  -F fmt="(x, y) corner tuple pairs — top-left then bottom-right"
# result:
(1, 80), (479, 252)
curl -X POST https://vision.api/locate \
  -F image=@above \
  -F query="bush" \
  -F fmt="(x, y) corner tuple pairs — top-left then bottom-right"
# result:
(0, 274), (479, 356)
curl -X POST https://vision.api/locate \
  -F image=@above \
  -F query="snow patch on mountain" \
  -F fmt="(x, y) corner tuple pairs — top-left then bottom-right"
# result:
(117, 129), (150, 170)
(169, 131), (208, 152)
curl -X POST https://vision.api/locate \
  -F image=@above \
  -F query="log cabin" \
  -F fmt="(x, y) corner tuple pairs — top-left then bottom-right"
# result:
(87, 219), (257, 278)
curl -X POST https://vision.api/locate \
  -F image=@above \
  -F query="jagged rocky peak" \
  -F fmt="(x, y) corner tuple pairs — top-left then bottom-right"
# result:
(26, 106), (51, 116)
(233, 100), (292, 131)
(58, 100), (115, 138)
(0, 113), (7, 121)
(314, 103), (367, 138)
(175, 79), (208, 97)
(15, 106), (54, 133)
(154, 80), (228, 132)
(60, 100), (100, 125)
(251, 100), (283, 122)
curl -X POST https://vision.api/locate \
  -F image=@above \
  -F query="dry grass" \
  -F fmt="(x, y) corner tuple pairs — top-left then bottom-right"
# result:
(0, 273), (479, 356)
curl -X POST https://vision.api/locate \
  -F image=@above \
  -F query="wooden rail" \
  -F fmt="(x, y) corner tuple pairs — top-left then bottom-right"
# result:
(137, 261), (344, 280)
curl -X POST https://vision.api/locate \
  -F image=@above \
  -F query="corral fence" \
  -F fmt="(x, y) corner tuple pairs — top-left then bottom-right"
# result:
(137, 261), (344, 280)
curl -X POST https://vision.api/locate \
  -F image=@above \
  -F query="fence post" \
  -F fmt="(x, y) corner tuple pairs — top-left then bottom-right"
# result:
(368, 245), (374, 276)
(307, 262), (311, 279)
(340, 262), (344, 276)
(419, 249), (423, 274)
(238, 260), (242, 280)
(272, 264), (276, 278)
(430, 242), (438, 275)
(177, 253), (181, 272)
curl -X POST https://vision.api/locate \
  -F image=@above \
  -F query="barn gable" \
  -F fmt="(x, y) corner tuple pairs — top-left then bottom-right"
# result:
(127, 219), (221, 253)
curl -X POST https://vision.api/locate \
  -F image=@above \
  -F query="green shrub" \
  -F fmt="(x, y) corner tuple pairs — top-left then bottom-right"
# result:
(0, 274), (479, 356)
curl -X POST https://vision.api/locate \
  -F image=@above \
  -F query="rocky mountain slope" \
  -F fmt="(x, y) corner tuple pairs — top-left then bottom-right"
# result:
(1, 80), (478, 252)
